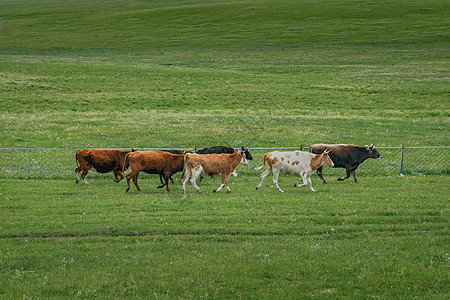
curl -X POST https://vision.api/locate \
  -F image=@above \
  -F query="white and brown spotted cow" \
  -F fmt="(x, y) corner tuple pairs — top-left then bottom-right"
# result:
(255, 150), (334, 192)
(182, 150), (248, 194)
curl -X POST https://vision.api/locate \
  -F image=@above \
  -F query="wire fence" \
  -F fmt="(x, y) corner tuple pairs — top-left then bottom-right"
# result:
(0, 146), (449, 179)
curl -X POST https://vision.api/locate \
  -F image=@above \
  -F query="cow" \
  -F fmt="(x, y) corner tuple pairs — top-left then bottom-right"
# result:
(158, 149), (185, 184)
(182, 150), (248, 194)
(255, 150), (334, 192)
(309, 144), (382, 183)
(124, 151), (185, 192)
(75, 148), (138, 184)
(196, 146), (253, 179)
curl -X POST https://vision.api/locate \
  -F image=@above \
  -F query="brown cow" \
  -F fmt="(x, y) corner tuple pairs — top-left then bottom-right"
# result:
(75, 148), (137, 184)
(182, 150), (248, 194)
(124, 151), (185, 192)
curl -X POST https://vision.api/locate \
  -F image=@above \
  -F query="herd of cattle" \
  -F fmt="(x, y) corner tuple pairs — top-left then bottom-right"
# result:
(75, 144), (382, 193)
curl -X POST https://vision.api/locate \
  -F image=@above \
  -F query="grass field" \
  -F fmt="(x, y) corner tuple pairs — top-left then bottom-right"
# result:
(0, 0), (449, 298)
(1, 175), (449, 298)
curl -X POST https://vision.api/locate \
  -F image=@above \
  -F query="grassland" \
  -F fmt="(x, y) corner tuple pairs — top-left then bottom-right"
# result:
(1, 175), (449, 298)
(0, 0), (449, 298)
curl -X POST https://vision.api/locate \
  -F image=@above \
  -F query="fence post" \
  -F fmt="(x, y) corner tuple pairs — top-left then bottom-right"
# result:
(26, 149), (30, 178)
(300, 144), (303, 151)
(400, 145), (405, 174)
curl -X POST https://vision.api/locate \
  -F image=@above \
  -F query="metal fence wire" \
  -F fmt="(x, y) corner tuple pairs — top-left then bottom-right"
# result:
(0, 147), (449, 179)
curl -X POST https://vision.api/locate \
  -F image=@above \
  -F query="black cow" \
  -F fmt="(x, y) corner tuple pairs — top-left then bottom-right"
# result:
(196, 146), (253, 160)
(309, 144), (382, 183)
(196, 146), (253, 180)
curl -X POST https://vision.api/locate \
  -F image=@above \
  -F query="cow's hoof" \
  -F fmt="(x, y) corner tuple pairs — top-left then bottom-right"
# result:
(157, 185), (164, 189)
(227, 190), (231, 193)
(76, 180), (79, 184)
(213, 189), (217, 193)
(255, 186), (260, 190)
(125, 189), (130, 193)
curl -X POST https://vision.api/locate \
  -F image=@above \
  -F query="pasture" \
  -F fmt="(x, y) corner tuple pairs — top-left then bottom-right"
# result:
(0, 0), (449, 298)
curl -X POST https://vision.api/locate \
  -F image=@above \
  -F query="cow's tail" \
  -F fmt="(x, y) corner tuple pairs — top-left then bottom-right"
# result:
(183, 153), (191, 170)
(123, 152), (132, 174)
(75, 151), (80, 167)
(75, 150), (82, 170)
(254, 153), (268, 171)
(181, 153), (191, 180)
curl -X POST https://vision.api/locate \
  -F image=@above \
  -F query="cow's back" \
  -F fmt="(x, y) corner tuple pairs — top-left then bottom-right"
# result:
(310, 144), (361, 168)
(129, 151), (184, 174)
(269, 151), (314, 174)
(197, 146), (235, 155)
(91, 150), (124, 173)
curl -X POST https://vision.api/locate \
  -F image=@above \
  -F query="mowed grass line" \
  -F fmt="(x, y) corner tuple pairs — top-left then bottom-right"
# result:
(0, 175), (448, 298)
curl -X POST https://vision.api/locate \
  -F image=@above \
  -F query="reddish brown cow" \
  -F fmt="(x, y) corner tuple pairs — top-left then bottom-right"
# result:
(182, 151), (248, 194)
(124, 151), (185, 192)
(75, 148), (137, 184)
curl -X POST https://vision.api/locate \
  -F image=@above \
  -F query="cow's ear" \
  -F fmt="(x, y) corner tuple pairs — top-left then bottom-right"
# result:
(365, 145), (370, 150)
(370, 144), (374, 148)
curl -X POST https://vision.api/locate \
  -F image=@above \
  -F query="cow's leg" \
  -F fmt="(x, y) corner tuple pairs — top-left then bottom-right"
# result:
(114, 171), (124, 183)
(163, 174), (170, 191)
(351, 170), (358, 182)
(316, 166), (327, 184)
(126, 170), (139, 192)
(338, 168), (351, 181)
(272, 170), (284, 193)
(126, 176), (131, 192)
(189, 166), (203, 193)
(157, 173), (166, 189)
(214, 174), (229, 193)
(224, 175), (231, 192)
(294, 172), (308, 188)
(75, 166), (82, 184)
(132, 173), (141, 191)
(306, 175), (316, 192)
(80, 168), (90, 184)
(182, 168), (191, 194)
(256, 168), (271, 190)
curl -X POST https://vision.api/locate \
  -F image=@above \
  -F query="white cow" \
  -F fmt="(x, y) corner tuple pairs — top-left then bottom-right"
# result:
(255, 150), (334, 192)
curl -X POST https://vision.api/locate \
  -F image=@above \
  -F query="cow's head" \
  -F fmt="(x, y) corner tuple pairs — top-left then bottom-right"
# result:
(239, 150), (248, 165)
(241, 147), (253, 160)
(365, 144), (382, 159)
(321, 149), (335, 167)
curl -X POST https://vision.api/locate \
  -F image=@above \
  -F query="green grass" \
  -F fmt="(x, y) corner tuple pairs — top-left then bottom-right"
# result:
(0, 0), (449, 298)
(0, 175), (449, 298)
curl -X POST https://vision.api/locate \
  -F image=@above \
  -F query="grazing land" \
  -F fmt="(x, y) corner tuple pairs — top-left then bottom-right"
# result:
(0, 0), (449, 298)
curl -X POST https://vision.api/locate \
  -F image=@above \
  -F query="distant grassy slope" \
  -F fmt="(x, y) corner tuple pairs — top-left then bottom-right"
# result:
(0, 0), (448, 148)
(0, 0), (449, 51)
